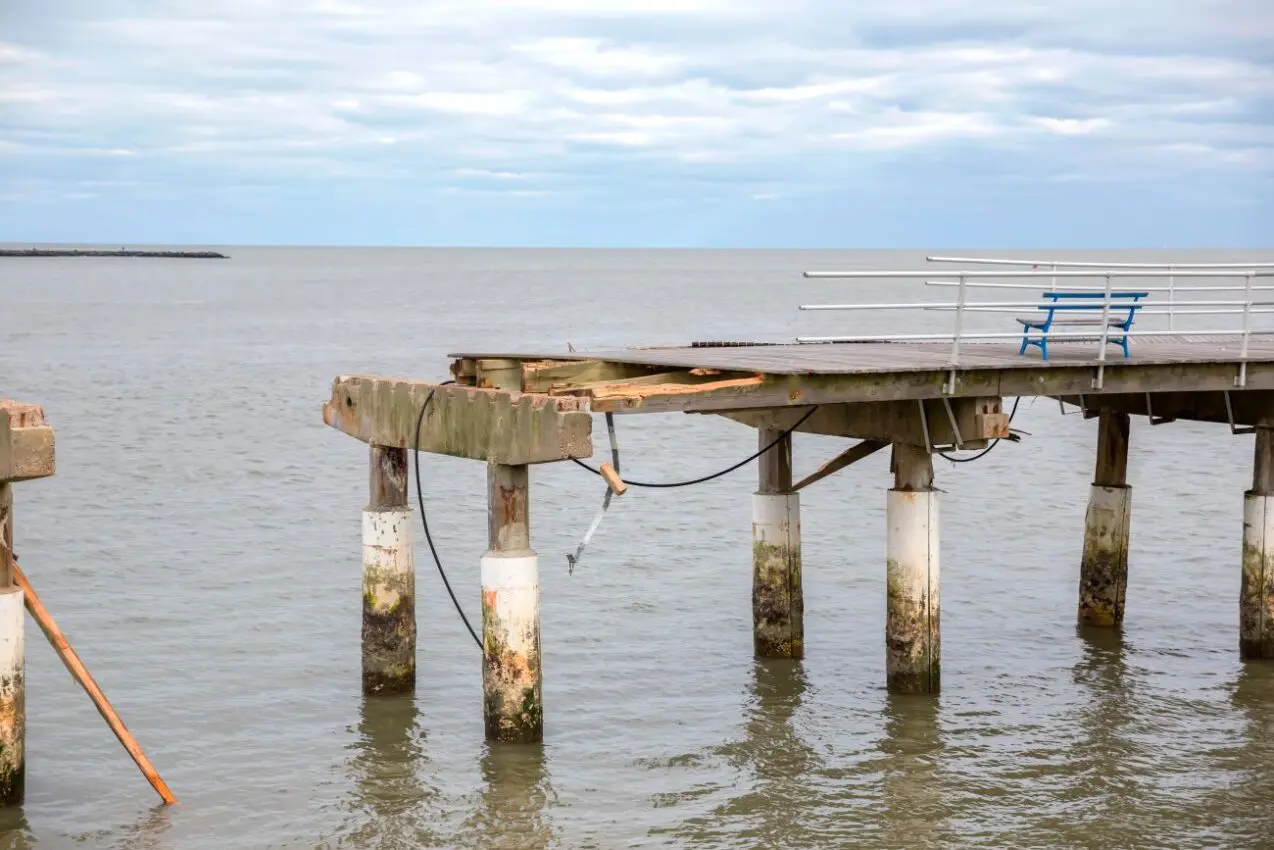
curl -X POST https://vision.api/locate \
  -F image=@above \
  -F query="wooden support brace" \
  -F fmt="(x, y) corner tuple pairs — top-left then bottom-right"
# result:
(793, 440), (888, 492)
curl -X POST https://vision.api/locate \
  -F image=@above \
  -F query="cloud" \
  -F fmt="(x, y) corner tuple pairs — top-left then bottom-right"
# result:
(0, 0), (1271, 244)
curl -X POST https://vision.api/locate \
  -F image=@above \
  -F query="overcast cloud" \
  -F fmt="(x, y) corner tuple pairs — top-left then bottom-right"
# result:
(1, 0), (1271, 246)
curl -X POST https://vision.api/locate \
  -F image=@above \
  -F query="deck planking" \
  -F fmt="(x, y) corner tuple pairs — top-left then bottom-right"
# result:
(452, 337), (1274, 377)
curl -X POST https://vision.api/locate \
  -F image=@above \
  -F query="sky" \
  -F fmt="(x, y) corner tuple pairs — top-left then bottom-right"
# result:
(1, 1), (1271, 248)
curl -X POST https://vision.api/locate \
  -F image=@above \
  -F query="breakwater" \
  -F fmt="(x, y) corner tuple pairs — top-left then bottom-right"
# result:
(0, 248), (228, 259)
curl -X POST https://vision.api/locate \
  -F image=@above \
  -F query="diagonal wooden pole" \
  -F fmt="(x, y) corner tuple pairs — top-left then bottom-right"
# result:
(3, 547), (176, 805)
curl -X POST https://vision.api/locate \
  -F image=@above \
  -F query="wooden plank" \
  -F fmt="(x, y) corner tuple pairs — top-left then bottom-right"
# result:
(324, 376), (593, 464)
(520, 359), (657, 393)
(793, 440), (887, 492)
(0, 401), (55, 482)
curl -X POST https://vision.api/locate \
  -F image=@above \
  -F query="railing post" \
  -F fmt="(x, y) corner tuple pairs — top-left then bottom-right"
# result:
(1238, 271), (1254, 388)
(945, 272), (966, 394)
(1168, 264), (1176, 332)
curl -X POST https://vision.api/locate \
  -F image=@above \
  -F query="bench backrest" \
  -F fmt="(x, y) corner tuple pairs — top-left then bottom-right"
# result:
(1036, 291), (1148, 322)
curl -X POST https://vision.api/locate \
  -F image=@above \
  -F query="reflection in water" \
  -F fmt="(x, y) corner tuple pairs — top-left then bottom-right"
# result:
(332, 695), (441, 849)
(1217, 664), (1274, 845)
(1069, 626), (1139, 803)
(661, 659), (825, 847)
(877, 694), (947, 849)
(0, 806), (34, 850)
(458, 743), (557, 850)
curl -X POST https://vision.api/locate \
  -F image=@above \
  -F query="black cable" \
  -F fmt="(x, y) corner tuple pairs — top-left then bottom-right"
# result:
(937, 396), (1022, 464)
(570, 405), (818, 487)
(413, 380), (483, 650)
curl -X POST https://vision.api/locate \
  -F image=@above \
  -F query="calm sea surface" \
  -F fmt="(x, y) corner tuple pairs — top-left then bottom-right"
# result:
(3, 247), (1274, 849)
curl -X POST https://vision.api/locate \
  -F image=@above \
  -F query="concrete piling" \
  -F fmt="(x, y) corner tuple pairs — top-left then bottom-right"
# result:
(482, 462), (542, 743)
(1078, 410), (1132, 627)
(753, 429), (803, 659)
(886, 444), (940, 694)
(0, 483), (22, 804)
(362, 445), (416, 695)
(1241, 426), (1274, 659)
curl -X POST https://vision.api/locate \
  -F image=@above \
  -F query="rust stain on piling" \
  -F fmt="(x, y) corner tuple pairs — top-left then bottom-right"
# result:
(0, 687), (23, 804)
(481, 597), (543, 743)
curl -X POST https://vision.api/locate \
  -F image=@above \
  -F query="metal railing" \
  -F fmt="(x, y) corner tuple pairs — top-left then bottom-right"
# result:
(798, 267), (1274, 391)
(926, 255), (1274, 331)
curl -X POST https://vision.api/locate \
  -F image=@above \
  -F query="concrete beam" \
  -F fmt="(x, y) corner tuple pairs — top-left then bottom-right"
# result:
(1055, 389), (1274, 426)
(323, 376), (593, 465)
(0, 401), (55, 482)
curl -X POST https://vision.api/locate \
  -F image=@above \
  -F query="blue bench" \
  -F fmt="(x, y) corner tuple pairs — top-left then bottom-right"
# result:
(1017, 291), (1149, 361)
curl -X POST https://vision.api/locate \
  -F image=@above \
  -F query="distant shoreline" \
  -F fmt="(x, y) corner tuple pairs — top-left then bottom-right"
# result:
(0, 248), (228, 259)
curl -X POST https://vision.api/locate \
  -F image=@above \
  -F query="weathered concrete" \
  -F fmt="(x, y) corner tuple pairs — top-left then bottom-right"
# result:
(483, 463), (541, 743)
(1079, 410), (1132, 627)
(362, 508), (416, 695)
(0, 587), (23, 805)
(0, 401), (55, 484)
(1078, 486), (1132, 627)
(1242, 427), (1274, 659)
(753, 429), (802, 658)
(1240, 494), (1274, 659)
(886, 445), (939, 694)
(323, 376), (593, 465)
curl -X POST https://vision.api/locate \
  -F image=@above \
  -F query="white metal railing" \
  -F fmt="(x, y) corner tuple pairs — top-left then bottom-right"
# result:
(798, 267), (1274, 391)
(926, 255), (1274, 331)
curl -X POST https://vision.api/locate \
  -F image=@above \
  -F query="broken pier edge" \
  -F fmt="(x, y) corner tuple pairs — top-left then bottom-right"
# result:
(323, 345), (1274, 739)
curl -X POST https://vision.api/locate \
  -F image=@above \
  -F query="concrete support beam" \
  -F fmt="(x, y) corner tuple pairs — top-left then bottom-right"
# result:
(323, 376), (592, 465)
(0, 402), (55, 484)
(482, 462), (542, 743)
(362, 445), (415, 695)
(753, 430), (803, 659)
(1078, 410), (1132, 627)
(1241, 426), (1274, 659)
(886, 444), (940, 694)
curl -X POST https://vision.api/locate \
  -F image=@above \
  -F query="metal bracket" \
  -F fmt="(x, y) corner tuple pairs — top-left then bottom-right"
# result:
(918, 399), (933, 454)
(941, 396), (964, 450)
(943, 368), (958, 396)
(1225, 391), (1255, 435)
(1236, 362), (1249, 390)
(566, 412), (622, 573)
(1146, 393), (1176, 426)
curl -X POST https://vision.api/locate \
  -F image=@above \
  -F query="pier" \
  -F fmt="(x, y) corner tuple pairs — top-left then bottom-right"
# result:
(320, 259), (1274, 742)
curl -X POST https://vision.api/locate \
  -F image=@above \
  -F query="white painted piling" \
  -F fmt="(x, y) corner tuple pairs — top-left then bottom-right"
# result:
(753, 429), (803, 659)
(480, 554), (542, 742)
(362, 507), (416, 694)
(1241, 494), (1274, 659)
(483, 462), (542, 743)
(886, 445), (940, 694)
(1078, 485), (1132, 627)
(0, 586), (23, 803)
(1078, 410), (1132, 628)
(1242, 427), (1274, 659)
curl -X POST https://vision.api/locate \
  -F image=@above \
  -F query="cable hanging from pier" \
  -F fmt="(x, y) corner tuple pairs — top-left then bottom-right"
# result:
(413, 381), (484, 651)
(937, 396), (1022, 464)
(569, 405), (818, 488)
